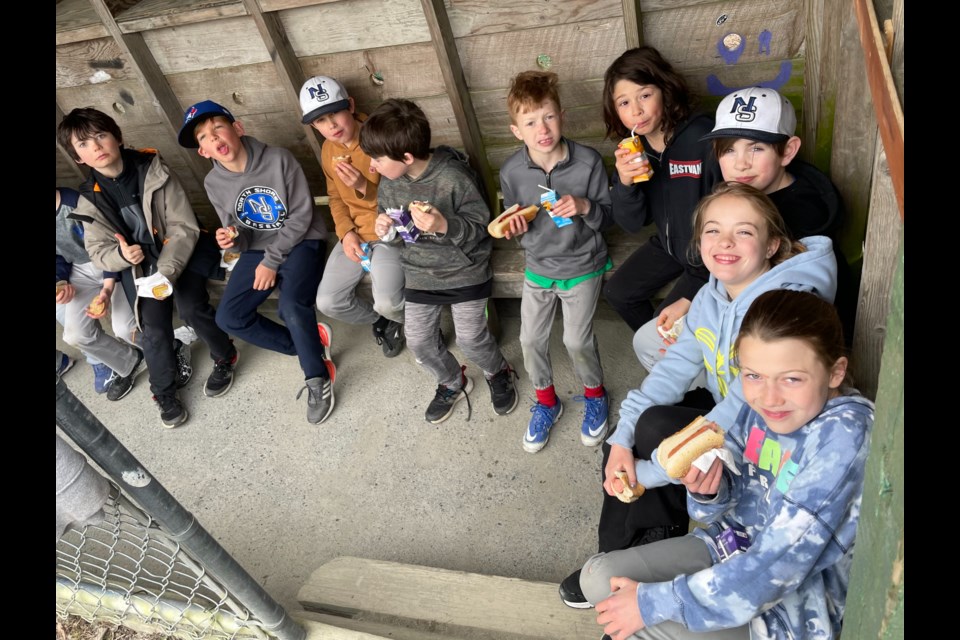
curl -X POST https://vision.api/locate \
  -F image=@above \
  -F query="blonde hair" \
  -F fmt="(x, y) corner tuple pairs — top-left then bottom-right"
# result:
(689, 181), (804, 266)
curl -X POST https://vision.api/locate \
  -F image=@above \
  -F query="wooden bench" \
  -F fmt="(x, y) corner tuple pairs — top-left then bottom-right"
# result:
(294, 556), (598, 639)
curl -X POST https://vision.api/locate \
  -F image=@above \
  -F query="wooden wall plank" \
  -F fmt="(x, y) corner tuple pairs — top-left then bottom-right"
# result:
(166, 63), (290, 116)
(830, 0), (876, 268)
(142, 16), (271, 74)
(802, 0), (842, 170)
(58, 79), (163, 128)
(57, 0), (109, 45)
(641, 0), (724, 10)
(622, 0), (642, 49)
(445, 0), (621, 37)
(850, 132), (898, 400)
(57, 38), (135, 89)
(258, 0), (341, 10)
(457, 18), (626, 92)
(117, 0), (247, 33)
(279, 0), (431, 57)
(642, 0), (803, 71)
(299, 43), (447, 106)
(471, 79), (605, 116)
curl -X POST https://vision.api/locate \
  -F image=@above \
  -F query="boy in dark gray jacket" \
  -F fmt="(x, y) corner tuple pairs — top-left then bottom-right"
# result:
(499, 71), (613, 454)
(360, 99), (517, 424)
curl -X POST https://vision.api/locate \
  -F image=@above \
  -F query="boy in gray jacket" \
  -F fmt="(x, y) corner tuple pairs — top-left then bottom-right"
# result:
(360, 99), (517, 424)
(499, 71), (613, 453)
(178, 100), (333, 425)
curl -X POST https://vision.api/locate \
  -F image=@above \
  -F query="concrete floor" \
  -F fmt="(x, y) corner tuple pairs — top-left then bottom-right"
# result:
(56, 298), (647, 616)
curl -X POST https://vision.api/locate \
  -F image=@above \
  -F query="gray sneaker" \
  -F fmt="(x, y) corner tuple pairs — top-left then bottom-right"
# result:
(424, 367), (473, 424)
(106, 350), (147, 401)
(297, 376), (334, 424)
(374, 320), (405, 358)
(174, 338), (193, 388)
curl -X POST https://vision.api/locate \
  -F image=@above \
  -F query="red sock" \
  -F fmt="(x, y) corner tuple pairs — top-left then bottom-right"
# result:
(584, 384), (605, 399)
(535, 386), (558, 407)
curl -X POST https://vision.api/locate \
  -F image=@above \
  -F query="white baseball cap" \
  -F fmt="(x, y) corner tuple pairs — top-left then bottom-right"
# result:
(701, 87), (797, 144)
(299, 75), (351, 124)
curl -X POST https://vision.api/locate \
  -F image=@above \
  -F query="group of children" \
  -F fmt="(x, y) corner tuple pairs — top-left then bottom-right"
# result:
(56, 44), (873, 639)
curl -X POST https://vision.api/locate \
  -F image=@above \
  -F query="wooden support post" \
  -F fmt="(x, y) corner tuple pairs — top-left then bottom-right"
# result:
(853, 0), (904, 219)
(419, 0), (498, 214)
(85, 0), (212, 187)
(622, 0), (643, 49)
(242, 0), (325, 170)
(802, 0), (843, 171)
(56, 103), (88, 182)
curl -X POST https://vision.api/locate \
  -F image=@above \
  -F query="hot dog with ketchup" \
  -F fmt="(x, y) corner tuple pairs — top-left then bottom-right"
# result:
(486, 203), (539, 238)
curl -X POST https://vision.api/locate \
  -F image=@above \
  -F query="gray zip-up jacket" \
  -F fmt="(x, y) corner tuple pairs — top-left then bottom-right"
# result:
(376, 146), (492, 291)
(499, 138), (612, 278)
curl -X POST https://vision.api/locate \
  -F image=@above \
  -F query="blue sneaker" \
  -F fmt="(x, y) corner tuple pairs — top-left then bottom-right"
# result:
(523, 401), (563, 453)
(91, 363), (113, 394)
(576, 393), (609, 447)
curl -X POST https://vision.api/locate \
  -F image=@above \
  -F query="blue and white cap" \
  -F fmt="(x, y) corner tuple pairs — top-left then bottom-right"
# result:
(701, 87), (796, 144)
(299, 75), (351, 124)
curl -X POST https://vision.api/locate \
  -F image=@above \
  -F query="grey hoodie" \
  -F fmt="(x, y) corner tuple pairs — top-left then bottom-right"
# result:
(202, 136), (327, 271)
(376, 146), (492, 291)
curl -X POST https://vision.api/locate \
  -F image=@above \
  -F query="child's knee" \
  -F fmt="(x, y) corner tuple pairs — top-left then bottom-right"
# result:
(315, 291), (341, 316)
(580, 552), (618, 604)
(62, 323), (97, 348)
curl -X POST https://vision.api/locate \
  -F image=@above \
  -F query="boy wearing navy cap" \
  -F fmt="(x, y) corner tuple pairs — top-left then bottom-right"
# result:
(179, 100), (335, 424)
(300, 75), (406, 358)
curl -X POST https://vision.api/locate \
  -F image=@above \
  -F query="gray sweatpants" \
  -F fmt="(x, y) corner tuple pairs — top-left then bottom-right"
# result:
(404, 298), (507, 388)
(316, 241), (405, 324)
(580, 535), (749, 640)
(519, 277), (604, 390)
(59, 262), (140, 376)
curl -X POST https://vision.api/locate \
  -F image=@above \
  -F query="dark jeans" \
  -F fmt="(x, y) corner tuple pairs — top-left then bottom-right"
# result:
(597, 388), (716, 552)
(139, 268), (235, 397)
(603, 235), (689, 332)
(215, 239), (328, 380)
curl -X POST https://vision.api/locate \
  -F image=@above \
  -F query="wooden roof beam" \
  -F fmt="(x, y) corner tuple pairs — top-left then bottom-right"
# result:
(419, 0), (498, 214)
(622, 0), (643, 49)
(241, 0), (325, 169)
(85, 0), (213, 186)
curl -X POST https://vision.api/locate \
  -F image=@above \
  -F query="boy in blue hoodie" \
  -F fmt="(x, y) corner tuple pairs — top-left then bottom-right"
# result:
(179, 100), (334, 425)
(499, 70), (613, 453)
(581, 290), (873, 640)
(360, 98), (517, 424)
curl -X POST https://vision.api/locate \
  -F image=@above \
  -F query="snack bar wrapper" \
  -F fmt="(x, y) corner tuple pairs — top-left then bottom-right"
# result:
(385, 207), (421, 244)
(134, 272), (174, 300)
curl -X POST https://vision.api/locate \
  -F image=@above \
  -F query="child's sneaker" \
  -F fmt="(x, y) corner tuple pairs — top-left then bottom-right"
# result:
(153, 393), (188, 428)
(317, 322), (336, 384)
(576, 392), (609, 446)
(425, 366), (473, 424)
(91, 363), (113, 394)
(205, 348), (239, 398)
(56, 352), (76, 379)
(523, 401), (563, 453)
(297, 376), (335, 424)
(106, 350), (147, 401)
(174, 338), (194, 388)
(486, 366), (519, 415)
(374, 320), (405, 358)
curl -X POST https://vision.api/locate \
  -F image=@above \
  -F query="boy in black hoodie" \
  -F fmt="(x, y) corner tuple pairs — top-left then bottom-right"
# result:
(58, 108), (237, 428)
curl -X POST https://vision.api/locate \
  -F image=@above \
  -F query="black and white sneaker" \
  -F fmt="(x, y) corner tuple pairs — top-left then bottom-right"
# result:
(559, 569), (593, 609)
(486, 366), (519, 415)
(154, 393), (188, 428)
(425, 366), (473, 424)
(106, 350), (147, 401)
(204, 348), (239, 397)
(374, 320), (405, 358)
(297, 376), (335, 424)
(174, 338), (193, 389)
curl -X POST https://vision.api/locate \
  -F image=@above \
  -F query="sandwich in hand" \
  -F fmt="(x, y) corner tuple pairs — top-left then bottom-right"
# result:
(487, 203), (539, 238)
(656, 415), (725, 479)
(613, 470), (645, 503)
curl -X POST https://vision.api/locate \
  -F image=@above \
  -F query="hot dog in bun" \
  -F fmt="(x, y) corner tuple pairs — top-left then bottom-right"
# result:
(656, 415), (725, 479)
(613, 470), (645, 503)
(487, 203), (539, 238)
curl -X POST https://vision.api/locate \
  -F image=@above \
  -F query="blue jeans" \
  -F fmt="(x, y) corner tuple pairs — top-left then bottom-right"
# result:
(215, 240), (328, 380)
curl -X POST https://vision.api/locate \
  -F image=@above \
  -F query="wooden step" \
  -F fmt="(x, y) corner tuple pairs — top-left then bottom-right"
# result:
(297, 557), (598, 640)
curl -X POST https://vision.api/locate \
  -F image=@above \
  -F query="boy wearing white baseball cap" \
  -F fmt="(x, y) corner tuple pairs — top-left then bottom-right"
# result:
(300, 75), (406, 359)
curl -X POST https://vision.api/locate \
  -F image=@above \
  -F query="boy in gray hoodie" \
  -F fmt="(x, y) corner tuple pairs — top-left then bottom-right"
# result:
(359, 98), (517, 424)
(178, 101), (334, 425)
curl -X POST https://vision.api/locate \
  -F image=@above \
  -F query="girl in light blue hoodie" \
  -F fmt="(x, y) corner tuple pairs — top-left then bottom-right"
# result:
(584, 289), (873, 640)
(559, 183), (839, 608)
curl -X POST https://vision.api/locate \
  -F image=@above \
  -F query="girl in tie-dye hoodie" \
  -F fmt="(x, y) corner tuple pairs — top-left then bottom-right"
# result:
(582, 289), (874, 640)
